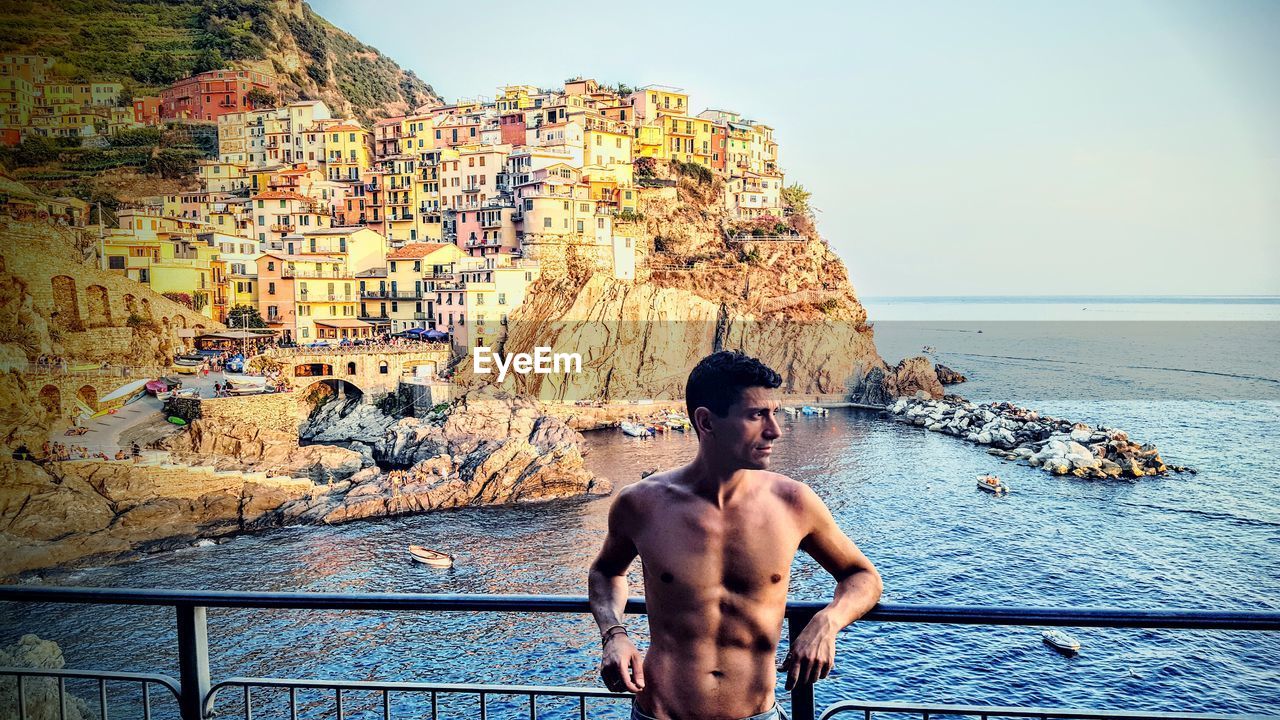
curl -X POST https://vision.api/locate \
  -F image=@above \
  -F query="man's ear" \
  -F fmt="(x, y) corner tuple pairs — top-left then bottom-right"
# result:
(693, 406), (714, 436)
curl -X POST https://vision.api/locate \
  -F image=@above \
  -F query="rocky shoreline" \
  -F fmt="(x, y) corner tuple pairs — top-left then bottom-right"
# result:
(887, 396), (1191, 479)
(0, 389), (609, 578)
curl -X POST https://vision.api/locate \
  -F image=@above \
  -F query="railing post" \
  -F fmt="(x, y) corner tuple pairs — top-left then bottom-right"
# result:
(176, 605), (211, 720)
(787, 610), (817, 720)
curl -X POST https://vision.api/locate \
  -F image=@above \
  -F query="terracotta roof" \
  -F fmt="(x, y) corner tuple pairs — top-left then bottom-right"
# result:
(387, 243), (452, 259)
(326, 123), (365, 132)
(253, 190), (312, 201)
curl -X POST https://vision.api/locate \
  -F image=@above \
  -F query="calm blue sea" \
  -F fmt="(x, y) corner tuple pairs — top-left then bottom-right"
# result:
(4, 296), (1278, 718)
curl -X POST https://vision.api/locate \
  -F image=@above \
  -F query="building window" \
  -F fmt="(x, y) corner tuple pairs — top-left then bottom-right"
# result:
(379, 361), (389, 374)
(108, 256), (125, 269)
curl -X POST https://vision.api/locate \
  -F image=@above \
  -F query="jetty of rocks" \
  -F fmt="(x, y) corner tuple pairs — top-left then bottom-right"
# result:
(887, 396), (1192, 479)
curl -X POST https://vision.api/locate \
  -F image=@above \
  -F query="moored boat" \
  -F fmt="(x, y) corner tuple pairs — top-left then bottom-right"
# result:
(1042, 629), (1081, 654)
(620, 421), (653, 438)
(409, 545), (454, 568)
(977, 475), (1009, 494)
(800, 406), (828, 416)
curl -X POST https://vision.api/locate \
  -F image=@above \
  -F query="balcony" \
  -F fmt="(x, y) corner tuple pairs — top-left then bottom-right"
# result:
(358, 312), (390, 321)
(2, 587), (1271, 720)
(413, 311), (429, 320)
(360, 290), (421, 300)
(389, 212), (414, 222)
(269, 224), (295, 233)
(282, 268), (349, 279)
(463, 185), (481, 194)
(299, 293), (354, 302)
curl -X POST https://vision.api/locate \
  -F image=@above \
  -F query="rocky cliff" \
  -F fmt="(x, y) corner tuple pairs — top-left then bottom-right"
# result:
(491, 165), (931, 403)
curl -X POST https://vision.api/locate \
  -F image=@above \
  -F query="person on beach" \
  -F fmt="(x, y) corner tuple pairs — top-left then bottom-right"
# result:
(589, 351), (882, 720)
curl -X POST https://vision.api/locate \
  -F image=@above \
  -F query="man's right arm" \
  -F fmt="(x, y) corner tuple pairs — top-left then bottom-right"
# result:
(588, 486), (646, 694)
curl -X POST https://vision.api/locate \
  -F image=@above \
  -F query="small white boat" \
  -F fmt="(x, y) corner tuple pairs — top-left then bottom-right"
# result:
(782, 406), (798, 417)
(620, 421), (653, 438)
(155, 390), (174, 401)
(800, 406), (828, 416)
(409, 545), (454, 568)
(1042, 629), (1081, 654)
(977, 475), (1009, 494)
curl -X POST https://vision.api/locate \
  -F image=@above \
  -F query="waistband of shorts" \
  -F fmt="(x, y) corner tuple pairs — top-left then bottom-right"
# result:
(631, 699), (786, 720)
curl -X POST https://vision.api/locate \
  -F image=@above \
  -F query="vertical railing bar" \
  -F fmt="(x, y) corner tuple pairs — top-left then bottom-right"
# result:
(244, 684), (252, 720)
(529, 692), (536, 720)
(480, 691), (487, 720)
(430, 690), (438, 720)
(58, 676), (66, 720)
(788, 612), (817, 720)
(382, 689), (390, 720)
(579, 695), (586, 720)
(290, 687), (298, 720)
(336, 687), (344, 720)
(16, 675), (26, 720)
(142, 682), (152, 720)
(99, 678), (108, 720)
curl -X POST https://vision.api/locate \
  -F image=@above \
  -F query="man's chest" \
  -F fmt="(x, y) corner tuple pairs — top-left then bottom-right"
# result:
(633, 503), (803, 594)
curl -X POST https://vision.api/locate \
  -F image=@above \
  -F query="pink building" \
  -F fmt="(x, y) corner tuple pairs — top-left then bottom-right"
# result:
(455, 206), (519, 258)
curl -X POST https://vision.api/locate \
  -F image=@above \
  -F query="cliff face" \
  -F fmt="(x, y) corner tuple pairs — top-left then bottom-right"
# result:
(494, 168), (887, 402)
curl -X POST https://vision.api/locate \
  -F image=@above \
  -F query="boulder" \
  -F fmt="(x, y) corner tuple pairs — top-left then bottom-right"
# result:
(934, 364), (967, 385)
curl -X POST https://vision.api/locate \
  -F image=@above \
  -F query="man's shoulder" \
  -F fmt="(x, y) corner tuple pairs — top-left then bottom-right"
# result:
(758, 471), (823, 511)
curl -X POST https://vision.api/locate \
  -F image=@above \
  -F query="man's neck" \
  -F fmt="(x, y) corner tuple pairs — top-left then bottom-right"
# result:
(679, 451), (754, 509)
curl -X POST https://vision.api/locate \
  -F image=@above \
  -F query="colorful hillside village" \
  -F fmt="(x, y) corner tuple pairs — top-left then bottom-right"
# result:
(3, 58), (787, 350)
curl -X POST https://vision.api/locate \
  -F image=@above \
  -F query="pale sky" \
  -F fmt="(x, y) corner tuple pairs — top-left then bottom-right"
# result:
(311, 0), (1279, 297)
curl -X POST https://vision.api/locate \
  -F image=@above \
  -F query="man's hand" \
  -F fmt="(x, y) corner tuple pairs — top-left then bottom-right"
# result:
(781, 613), (837, 691)
(600, 634), (646, 693)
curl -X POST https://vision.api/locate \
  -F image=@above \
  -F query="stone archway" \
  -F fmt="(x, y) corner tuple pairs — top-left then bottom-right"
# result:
(299, 378), (365, 415)
(51, 276), (83, 332)
(76, 385), (98, 413)
(38, 385), (61, 415)
(123, 294), (138, 315)
(176, 315), (187, 329)
(140, 298), (152, 318)
(85, 285), (112, 327)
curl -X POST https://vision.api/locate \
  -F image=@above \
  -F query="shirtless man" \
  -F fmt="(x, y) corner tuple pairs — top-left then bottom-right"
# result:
(589, 351), (883, 720)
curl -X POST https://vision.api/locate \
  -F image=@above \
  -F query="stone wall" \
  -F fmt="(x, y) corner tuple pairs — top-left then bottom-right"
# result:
(0, 217), (221, 365)
(200, 392), (300, 435)
(24, 372), (155, 419)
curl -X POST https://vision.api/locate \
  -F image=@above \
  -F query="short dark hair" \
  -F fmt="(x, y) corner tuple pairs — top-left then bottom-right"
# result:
(685, 351), (782, 434)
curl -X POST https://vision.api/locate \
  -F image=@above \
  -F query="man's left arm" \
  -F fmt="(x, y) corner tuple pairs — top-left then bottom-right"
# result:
(783, 484), (883, 691)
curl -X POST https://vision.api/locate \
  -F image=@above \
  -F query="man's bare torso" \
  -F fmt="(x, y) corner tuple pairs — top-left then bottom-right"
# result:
(627, 469), (808, 719)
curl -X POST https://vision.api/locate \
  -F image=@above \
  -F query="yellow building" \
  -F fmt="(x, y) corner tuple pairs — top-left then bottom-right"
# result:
(0, 75), (34, 127)
(366, 242), (466, 333)
(629, 86), (689, 123)
(582, 115), (632, 169)
(102, 232), (225, 320)
(496, 85), (539, 113)
(326, 123), (372, 182)
(633, 124), (667, 160)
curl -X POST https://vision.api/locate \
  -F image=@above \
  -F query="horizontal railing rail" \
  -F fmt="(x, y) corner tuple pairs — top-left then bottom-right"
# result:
(2, 586), (1277, 720)
(821, 701), (1280, 720)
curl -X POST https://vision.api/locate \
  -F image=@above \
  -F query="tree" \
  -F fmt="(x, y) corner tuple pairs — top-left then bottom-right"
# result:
(227, 304), (268, 329)
(781, 183), (811, 217)
(245, 87), (276, 108)
(193, 48), (225, 75)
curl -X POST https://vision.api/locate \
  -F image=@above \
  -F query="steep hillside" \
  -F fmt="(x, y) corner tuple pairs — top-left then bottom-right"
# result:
(0, 0), (439, 123)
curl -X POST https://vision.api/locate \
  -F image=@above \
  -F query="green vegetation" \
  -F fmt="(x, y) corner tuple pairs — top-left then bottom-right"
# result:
(227, 304), (268, 329)
(672, 159), (714, 185)
(781, 183), (811, 217)
(614, 209), (645, 223)
(0, 0), (436, 123)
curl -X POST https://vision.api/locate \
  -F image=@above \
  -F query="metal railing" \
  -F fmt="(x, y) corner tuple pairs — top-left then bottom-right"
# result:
(0, 587), (1277, 720)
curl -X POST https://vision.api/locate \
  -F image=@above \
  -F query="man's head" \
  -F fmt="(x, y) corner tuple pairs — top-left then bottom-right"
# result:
(686, 351), (784, 470)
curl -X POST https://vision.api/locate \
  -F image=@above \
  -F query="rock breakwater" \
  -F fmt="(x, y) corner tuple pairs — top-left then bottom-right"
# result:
(887, 397), (1191, 479)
